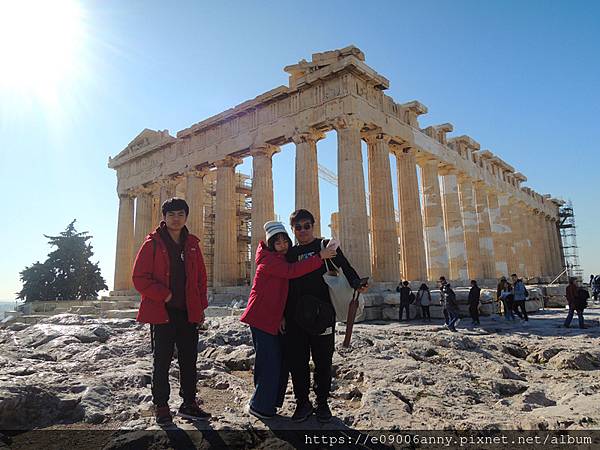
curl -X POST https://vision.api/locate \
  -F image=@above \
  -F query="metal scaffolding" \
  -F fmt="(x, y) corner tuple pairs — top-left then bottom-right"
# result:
(558, 200), (583, 279)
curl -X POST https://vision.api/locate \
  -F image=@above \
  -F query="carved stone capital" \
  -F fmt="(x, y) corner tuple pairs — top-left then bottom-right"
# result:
(214, 156), (243, 169)
(332, 115), (364, 131)
(361, 129), (392, 145)
(291, 129), (326, 145)
(249, 143), (280, 159)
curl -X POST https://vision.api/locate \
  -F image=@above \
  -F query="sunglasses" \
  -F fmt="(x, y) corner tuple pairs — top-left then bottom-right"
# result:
(293, 223), (313, 231)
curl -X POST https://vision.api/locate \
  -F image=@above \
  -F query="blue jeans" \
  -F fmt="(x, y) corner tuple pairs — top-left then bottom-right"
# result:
(502, 299), (515, 320)
(564, 308), (584, 328)
(250, 327), (283, 415)
(447, 310), (459, 329)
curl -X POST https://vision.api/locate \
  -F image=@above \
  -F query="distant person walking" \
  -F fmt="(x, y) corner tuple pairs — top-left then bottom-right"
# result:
(497, 277), (515, 321)
(396, 281), (413, 321)
(416, 283), (432, 322)
(439, 276), (449, 326)
(443, 283), (460, 332)
(468, 280), (481, 326)
(564, 277), (586, 329)
(511, 274), (529, 322)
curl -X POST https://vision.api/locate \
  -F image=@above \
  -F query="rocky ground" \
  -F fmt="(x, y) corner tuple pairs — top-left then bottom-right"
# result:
(1, 307), (599, 449)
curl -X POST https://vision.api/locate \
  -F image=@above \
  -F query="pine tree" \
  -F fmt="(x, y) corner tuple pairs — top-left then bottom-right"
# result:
(17, 220), (107, 301)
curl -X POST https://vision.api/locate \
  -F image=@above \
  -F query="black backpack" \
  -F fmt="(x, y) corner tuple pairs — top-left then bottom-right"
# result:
(575, 288), (590, 310)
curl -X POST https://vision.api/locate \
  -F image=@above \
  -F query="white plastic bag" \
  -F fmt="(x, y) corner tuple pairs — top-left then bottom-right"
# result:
(321, 241), (364, 322)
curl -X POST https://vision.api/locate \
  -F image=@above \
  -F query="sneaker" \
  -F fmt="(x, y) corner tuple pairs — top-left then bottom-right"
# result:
(245, 404), (274, 420)
(178, 400), (211, 420)
(155, 405), (173, 425)
(291, 401), (313, 423)
(455, 318), (461, 327)
(315, 402), (332, 423)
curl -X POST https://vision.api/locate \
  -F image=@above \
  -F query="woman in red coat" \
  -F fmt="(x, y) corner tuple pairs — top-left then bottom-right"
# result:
(240, 221), (336, 419)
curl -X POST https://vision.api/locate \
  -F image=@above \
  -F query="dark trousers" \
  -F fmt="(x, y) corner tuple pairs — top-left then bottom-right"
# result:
(469, 303), (480, 323)
(564, 307), (584, 328)
(513, 301), (528, 321)
(284, 319), (334, 405)
(443, 307), (449, 325)
(250, 327), (284, 415)
(399, 303), (410, 321)
(150, 308), (198, 407)
(421, 306), (431, 320)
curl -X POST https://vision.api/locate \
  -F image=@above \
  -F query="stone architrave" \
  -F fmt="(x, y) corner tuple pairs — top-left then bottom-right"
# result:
(487, 190), (508, 277)
(114, 193), (135, 291)
(185, 169), (208, 249)
(457, 176), (482, 280)
(250, 144), (279, 275)
(334, 116), (371, 278)
(293, 130), (325, 237)
(418, 156), (449, 281)
(364, 131), (400, 282)
(133, 187), (154, 256)
(440, 168), (468, 281)
(393, 146), (427, 281)
(474, 182), (496, 279)
(213, 156), (242, 287)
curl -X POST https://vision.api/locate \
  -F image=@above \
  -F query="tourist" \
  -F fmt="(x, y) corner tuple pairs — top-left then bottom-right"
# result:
(396, 280), (413, 321)
(511, 273), (529, 322)
(564, 277), (585, 329)
(443, 283), (460, 332)
(468, 280), (481, 326)
(283, 209), (367, 423)
(239, 221), (336, 419)
(438, 276), (449, 326)
(132, 198), (210, 426)
(497, 277), (515, 321)
(416, 283), (432, 322)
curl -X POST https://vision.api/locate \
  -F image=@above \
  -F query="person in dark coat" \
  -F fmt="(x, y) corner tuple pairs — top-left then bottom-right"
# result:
(564, 277), (585, 329)
(443, 283), (460, 332)
(396, 280), (413, 321)
(468, 280), (481, 326)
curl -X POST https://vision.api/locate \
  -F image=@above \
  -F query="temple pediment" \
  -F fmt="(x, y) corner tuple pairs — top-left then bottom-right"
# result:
(108, 128), (174, 168)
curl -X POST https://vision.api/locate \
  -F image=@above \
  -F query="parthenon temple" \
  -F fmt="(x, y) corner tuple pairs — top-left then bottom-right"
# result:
(108, 46), (564, 294)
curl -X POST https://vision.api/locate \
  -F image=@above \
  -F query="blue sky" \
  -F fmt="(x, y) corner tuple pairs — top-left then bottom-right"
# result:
(1, 0), (599, 299)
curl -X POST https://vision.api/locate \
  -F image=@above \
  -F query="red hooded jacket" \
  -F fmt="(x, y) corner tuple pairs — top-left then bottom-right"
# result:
(132, 225), (208, 324)
(240, 241), (323, 335)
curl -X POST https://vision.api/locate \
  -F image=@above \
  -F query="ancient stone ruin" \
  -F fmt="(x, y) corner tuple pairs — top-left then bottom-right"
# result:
(108, 45), (564, 296)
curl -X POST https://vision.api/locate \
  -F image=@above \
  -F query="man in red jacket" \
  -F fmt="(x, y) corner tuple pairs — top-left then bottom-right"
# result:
(132, 197), (209, 425)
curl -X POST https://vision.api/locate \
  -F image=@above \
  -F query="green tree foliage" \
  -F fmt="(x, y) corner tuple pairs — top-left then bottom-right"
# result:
(17, 220), (107, 302)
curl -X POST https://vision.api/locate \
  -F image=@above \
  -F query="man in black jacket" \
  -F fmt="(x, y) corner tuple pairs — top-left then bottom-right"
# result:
(283, 209), (366, 423)
(468, 280), (481, 326)
(396, 281), (412, 321)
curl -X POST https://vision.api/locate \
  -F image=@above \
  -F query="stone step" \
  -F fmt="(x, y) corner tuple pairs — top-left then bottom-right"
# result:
(94, 301), (118, 311)
(103, 309), (139, 319)
(68, 305), (101, 315)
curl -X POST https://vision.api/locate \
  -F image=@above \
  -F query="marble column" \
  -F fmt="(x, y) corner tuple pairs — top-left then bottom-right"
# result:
(213, 157), (242, 287)
(498, 193), (516, 275)
(474, 182), (495, 279)
(114, 193), (135, 291)
(250, 144), (279, 275)
(133, 188), (153, 256)
(505, 197), (519, 275)
(364, 131), (399, 282)
(418, 157), (449, 281)
(551, 219), (564, 274)
(457, 176), (483, 280)
(546, 217), (559, 277)
(393, 147), (427, 281)
(293, 130), (324, 237)
(157, 179), (177, 223)
(334, 117), (371, 277)
(487, 190), (508, 277)
(527, 210), (542, 278)
(185, 169), (208, 246)
(516, 203), (532, 278)
(542, 215), (554, 277)
(440, 169), (468, 281)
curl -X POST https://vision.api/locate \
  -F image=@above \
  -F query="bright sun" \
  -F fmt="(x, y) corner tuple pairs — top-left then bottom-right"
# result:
(0, 0), (85, 101)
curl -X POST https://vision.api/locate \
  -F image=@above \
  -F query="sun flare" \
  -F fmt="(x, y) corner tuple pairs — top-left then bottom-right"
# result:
(0, 0), (86, 102)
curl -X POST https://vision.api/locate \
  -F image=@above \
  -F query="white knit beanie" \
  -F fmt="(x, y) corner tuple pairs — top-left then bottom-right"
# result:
(264, 221), (288, 243)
